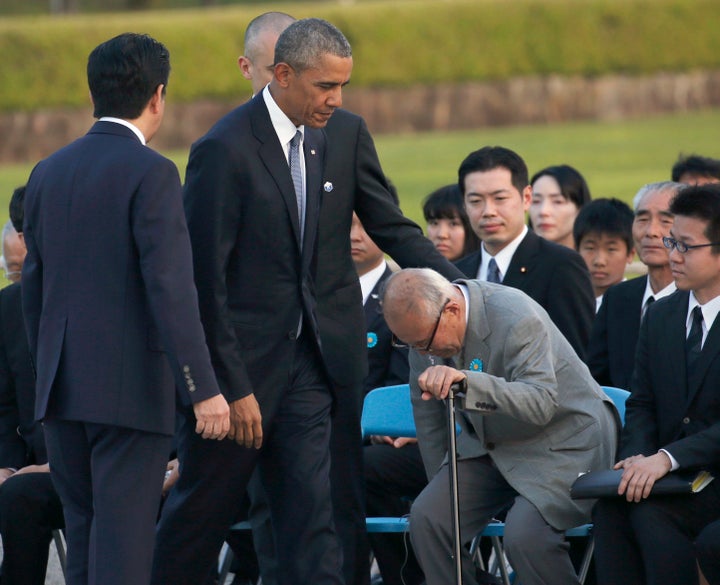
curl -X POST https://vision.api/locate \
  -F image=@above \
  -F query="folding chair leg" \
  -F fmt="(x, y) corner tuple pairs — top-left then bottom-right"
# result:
(576, 536), (594, 584)
(217, 542), (235, 584)
(52, 529), (67, 578)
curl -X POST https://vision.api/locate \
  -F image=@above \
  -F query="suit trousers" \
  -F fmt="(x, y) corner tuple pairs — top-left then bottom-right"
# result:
(696, 519), (720, 585)
(247, 377), (369, 585)
(0, 472), (64, 585)
(592, 481), (720, 585)
(410, 456), (580, 585)
(153, 334), (344, 585)
(43, 420), (171, 585)
(364, 441), (426, 585)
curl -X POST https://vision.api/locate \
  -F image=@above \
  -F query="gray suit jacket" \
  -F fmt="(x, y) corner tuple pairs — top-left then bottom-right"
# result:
(411, 279), (619, 529)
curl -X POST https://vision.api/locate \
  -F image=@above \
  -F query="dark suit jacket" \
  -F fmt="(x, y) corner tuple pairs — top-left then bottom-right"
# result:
(317, 109), (463, 393)
(0, 283), (45, 468)
(455, 230), (595, 360)
(22, 121), (219, 435)
(586, 275), (647, 389)
(363, 266), (409, 395)
(184, 95), (325, 417)
(621, 290), (720, 476)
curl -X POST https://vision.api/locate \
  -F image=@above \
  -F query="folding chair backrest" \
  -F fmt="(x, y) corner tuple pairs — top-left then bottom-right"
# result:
(361, 384), (416, 439)
(601, 386), (630, 426)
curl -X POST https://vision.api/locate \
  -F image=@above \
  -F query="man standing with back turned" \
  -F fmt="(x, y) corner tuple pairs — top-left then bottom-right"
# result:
(22, 33), (230, 585)
(153, 19), (360, 585)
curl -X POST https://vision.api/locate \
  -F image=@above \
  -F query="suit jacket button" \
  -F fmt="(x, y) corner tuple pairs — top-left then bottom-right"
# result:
(682, 417), (690, 424)
(486, 442), (495, 450)
(289, 330), (297, 340)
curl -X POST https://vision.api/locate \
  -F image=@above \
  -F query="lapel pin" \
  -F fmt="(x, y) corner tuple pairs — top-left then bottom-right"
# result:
(367, 332), (378, 348)
(324, 182), (334, 192)
(469, 358), (483, 372)
(520, 266), (527, 273)
(310, 149), (316, 155)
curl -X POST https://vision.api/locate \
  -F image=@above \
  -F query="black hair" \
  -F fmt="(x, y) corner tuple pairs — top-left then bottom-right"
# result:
(87, 33), (170, 119)
(530, 164), (592, 209)
(573, 198), (634, 252)
(669, 183), (720, 254)
(671, 154), (720, 183)
(9, 185), (25, 233)
(458, 146), (528, 196)
(422, 184), (481, 257)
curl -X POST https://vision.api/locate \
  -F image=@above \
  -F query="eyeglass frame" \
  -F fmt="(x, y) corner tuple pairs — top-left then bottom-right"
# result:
(662, 236), (720, 254)
(391, 298), (450, 352)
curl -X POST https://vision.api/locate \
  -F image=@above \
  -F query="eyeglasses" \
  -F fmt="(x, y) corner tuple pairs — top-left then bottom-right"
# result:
(392, 298), (450, 352)
(662, 236), (720, 254)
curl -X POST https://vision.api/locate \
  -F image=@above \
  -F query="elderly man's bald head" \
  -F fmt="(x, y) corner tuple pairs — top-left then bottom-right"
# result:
(381, 268), (466, 357)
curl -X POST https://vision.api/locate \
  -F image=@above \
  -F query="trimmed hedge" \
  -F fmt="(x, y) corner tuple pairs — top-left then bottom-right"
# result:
(2, 0), (720, 112)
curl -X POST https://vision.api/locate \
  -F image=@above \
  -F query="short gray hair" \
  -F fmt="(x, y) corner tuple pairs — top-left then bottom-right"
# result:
(1, 220), (16, 259)
(274, 18), (352, 73)
(381, 268), (453, 322)
(243, 12), (295, 61)
(633, 181), (684, 211)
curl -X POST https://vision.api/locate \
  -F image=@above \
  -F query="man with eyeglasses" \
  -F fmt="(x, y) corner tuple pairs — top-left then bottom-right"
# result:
(587, 181), (682, 390)
(381, 268), (619, 585)
(592, 183), (720, 585)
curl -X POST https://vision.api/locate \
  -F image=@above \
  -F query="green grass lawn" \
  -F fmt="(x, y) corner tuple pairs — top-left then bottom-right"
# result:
(1, 108), (719, 232)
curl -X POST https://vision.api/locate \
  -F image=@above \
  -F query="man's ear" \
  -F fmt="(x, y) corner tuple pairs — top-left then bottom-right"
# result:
(273, 62), (293, 88)
(148, 84), (165, 113)
(17, 232), (25, 250)
(238, 56), (252, 81)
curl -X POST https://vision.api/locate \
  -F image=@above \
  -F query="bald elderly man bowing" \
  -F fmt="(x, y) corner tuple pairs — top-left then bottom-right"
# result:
(381, 268), (619, 585)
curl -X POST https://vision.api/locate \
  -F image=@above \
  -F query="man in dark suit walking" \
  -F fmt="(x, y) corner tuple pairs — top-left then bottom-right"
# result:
(454, 146), (595, 360)
(153, 19), (358, 585)
(22, 33), (230, 585)
(231, 13), (463, 585)
(592, 183), (720, 585)
(587, 181), (681, 389)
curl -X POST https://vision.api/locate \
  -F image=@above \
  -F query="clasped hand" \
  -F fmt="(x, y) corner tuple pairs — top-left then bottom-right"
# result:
(418, 365), (467, 401)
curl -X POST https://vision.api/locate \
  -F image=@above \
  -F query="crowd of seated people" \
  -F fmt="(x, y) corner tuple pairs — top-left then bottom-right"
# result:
(3, 13), (720, 585)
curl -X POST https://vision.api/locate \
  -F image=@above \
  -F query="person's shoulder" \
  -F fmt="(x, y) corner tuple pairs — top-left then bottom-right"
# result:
(325, 108), (363, 136)
(455, 250), (481, 276)
(532, 233), (582, 261)
(604, 275), (647, 299)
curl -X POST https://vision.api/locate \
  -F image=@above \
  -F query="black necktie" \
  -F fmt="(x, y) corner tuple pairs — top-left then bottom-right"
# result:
(641, 295), (654, 319)
(487, 258), (501, 284)
(686, 306), (704, 377)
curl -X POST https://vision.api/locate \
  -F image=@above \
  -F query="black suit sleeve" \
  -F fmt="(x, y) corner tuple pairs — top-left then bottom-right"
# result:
(349, 119), (464, 282)
(587, 290), (612, 386)
(184, 137), (253, 403)
(0, 291), (27, 469)
(544, 252), (595, 361)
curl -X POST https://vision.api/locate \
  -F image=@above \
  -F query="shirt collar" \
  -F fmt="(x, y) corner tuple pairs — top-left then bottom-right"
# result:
(642, 278), (676, 309)
(98, 117), (146, 145)
(262, 85), (303, 157)
(358, 260), (387, 305)
(688, 291), (720, 334)
(478, 225), (528, 281)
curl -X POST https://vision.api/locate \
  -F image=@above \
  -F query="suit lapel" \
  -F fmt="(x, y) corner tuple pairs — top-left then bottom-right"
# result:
(462, 281), (492, 370)
(688, 310), (720, 403)
(301, 129), (324, 267)
(661, 292), (691, 398)
(502, 231), (538, 288)
(251, 99), (303, 249)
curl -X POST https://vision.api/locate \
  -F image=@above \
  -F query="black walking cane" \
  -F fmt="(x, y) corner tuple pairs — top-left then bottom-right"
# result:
(447, 379), (467, 585)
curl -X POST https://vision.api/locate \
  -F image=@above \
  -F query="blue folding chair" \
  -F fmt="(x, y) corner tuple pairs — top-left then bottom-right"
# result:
(361, 384), (416, 535)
